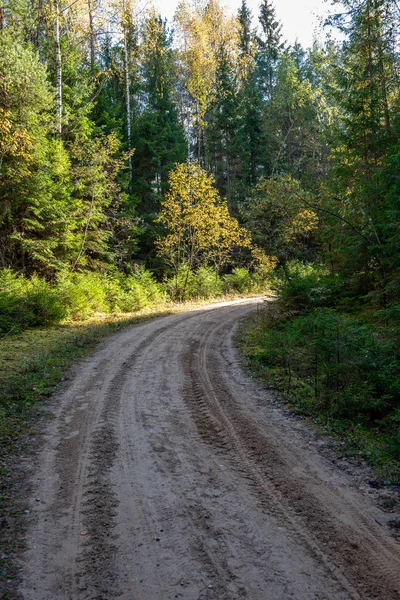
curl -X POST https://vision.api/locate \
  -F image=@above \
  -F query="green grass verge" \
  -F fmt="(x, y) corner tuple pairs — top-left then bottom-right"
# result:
(237, 312), (400, 484)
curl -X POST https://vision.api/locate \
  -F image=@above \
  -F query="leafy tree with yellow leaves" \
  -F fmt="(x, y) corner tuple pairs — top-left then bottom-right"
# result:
(156, 161), (251, 297)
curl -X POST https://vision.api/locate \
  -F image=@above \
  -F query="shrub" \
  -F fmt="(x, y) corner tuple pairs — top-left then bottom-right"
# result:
(57, 272), (109, 320)
(0, 269), (25, 333)
(119, 267), (165, 312)
(223, 268), (255, 294)
(101, 275), (126, 312)
(271, 262), (351, 311)
(164, 266), (225, 301)
(187, 266), (223, 299)
(0, 269), (65, 333)
(249, 304), (400, 424)
(163, 266), (196, 301)
(21, 276), (65, 327)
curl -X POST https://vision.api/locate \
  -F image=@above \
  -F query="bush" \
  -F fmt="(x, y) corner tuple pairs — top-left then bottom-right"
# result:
(187, 266), (223, 299)
(270, 262), (354, 312)
(248, 304), (400, 424)
(164, 266), (224, 301)
(57, 272), (109, 320)
(101, 275), (126, 312)
(21, 276), (66, 327)
(223, 268), (256, 294)
(164, 265), (267, 300)
(163, 266), (195, 301)
(0, 269), (65, 333)
(0, 263), (264, 334)
(118, 267), (165, 312)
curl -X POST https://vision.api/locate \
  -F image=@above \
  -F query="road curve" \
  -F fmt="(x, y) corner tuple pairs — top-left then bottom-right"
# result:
(20, 298), (400, 600)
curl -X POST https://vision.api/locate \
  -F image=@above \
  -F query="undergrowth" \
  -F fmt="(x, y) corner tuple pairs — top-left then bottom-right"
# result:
(0, 266), (266, 337)
(238, 292), (400, 482)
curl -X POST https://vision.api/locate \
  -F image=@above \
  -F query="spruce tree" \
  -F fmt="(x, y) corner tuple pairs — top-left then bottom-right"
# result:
(204, 42), (241, 207)
(131, 12), (187, 261)
(328, 0), (400, 302)
(132, 13), (186, 213)
(257, 0), (284, 101)
(236, 0), (266, 194)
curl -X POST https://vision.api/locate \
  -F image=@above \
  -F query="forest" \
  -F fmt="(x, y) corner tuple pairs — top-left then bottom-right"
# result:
(0, 0), (399, 470)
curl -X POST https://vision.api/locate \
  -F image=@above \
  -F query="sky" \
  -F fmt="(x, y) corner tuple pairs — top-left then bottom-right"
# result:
(153, 0), (337, 48)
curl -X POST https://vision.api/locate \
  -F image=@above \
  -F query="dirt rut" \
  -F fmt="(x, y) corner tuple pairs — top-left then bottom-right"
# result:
(20, 299), (400, 599)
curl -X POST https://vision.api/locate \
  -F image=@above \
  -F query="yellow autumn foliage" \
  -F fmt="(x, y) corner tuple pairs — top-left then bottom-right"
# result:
(156, 161), (251, 274)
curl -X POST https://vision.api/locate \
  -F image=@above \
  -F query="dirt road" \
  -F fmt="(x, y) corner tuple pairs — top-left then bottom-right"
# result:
(20, 298), (400, 600)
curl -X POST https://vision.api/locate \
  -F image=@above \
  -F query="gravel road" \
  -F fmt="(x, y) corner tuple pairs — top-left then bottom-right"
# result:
(20, 298), (400, 600)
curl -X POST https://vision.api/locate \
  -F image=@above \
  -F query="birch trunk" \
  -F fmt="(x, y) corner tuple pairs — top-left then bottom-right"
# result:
(55, 0), (62, 137)
(122, 1), (133, 188)
(88, 0), (95, 72)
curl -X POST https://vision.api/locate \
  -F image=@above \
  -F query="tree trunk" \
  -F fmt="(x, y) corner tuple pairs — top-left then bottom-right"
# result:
(88, 0), (95, 72)
(55, 0), (62, 137)
(122, 0), (133, 188)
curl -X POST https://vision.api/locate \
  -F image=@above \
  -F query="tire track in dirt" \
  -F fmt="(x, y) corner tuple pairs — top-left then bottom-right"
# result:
(20, 309), (217, 600)
(182, 312), (400, 600)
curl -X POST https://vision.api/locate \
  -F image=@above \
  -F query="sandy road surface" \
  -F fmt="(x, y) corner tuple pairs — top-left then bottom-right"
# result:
(20, 298), (400, 600)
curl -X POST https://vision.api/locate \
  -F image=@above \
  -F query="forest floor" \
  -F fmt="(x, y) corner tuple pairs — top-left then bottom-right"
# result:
(9, 298), (400, 599)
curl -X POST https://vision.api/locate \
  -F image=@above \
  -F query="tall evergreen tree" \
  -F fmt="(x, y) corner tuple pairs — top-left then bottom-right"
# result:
(204, 42), (241, 207)
(236, 0), (266, 193)
(132, 12), (186, 213)
(130, 12), (187, 261)
(0, 31), (76, 274)
(257, 0), (284, 101)
(327, 0), (400, 302)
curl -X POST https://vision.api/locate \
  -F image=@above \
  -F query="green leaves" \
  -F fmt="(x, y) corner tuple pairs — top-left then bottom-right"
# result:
(241, 174), (319, 269)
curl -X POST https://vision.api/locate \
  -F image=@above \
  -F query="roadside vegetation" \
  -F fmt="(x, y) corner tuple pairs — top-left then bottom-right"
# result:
(239, 263), (400, 482)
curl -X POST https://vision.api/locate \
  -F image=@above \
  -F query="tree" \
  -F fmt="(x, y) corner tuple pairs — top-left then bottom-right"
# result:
(257, 0), (284, 101)
(174, 0), (237, 163)
(117, 0), (139, 187)
(235, 0), (267, 193)
(132, 12), (186, 216)
(326, 0), (400, 303)
(269, 48), (321, 177)
(0, 31), (76, 274)
(70, 133), (126, 271)
(156, 161), (250, 295)
(204, 41), (241, 207)
(240, 174), (319, 280)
